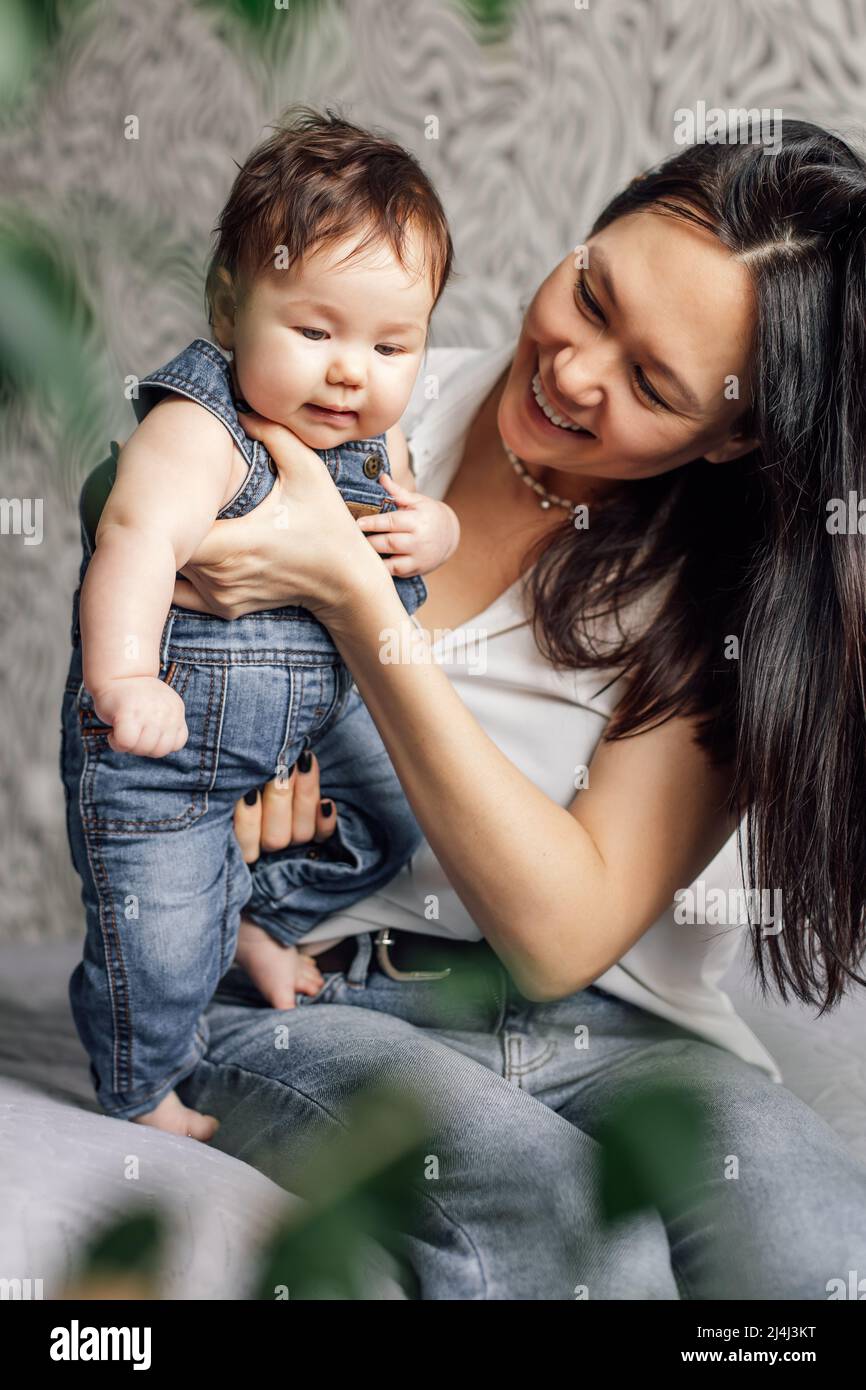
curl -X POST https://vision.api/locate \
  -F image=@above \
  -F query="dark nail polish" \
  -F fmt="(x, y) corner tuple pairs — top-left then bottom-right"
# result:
(243, 789), (259, 805)
(298, 750), (312, 773)
(320, 800), (333, 816)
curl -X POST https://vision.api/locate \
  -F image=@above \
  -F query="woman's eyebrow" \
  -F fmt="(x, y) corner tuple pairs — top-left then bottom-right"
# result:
(589, 247), (703, 413)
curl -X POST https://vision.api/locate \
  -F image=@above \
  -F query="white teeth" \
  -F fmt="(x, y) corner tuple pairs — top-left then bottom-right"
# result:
(531, 371), (587, 433)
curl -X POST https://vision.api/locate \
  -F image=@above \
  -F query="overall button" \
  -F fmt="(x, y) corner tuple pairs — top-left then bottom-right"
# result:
(363, 453), (383, 479)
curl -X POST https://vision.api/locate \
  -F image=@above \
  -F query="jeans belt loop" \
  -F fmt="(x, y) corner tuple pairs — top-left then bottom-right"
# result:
(159, 610), (176, 667)
(374, 929), (452, 982)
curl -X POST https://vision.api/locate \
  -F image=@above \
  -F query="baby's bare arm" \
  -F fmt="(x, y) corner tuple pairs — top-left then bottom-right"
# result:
(80, 398), (234, 697)
(385, 422), (413, 487)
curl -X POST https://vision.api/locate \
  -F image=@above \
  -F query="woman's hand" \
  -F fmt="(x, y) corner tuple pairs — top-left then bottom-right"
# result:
(231, 756), (339, 1008)
(233, 752), (337, 863)
(172, 413), (386, 623)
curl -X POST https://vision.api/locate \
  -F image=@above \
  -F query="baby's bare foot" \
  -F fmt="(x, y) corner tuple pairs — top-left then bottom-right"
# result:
(234, 916), (324, 1009)
(132, 1089), (219, 1142)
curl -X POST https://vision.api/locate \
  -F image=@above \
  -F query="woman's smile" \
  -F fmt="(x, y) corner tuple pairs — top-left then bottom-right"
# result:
(531, 370), (592, 434)
(522, 361), (595, 445)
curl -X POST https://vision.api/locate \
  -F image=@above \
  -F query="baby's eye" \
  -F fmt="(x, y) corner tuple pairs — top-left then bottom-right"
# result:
(375, 344), (402, 356)
(297, 328), (327, 341)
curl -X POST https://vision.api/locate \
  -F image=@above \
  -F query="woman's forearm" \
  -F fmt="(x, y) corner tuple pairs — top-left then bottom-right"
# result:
(328, 576), (607, 998)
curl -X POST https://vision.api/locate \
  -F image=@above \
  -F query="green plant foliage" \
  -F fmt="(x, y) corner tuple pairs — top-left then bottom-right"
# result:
(76, 1208), (167, 1281)
(252, 1082), (429, 1299)
(0, 212), (95, 428)
(458, 0), (521, 42)
(194, 0), (335, 45)
(596, 1082), (709, 1222)
(0, 0), (81, 107)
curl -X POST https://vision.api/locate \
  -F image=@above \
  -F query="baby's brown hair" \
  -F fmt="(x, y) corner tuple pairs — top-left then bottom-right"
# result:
(204, 106), (454, 328)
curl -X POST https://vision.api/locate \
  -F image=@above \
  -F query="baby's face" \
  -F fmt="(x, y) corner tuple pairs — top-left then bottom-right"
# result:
(225, 225), (435, 448)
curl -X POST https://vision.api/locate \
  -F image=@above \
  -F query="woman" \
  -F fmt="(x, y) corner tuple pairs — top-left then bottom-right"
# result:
(171, 119), (866, 1299)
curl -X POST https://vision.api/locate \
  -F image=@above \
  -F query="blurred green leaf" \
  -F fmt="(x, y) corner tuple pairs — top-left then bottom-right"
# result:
(252, 1082), (428, 1300)
(457, 0), (521, 42)
(195, 0), (521, 50)
(77, 1208), (167, 1281)
(0, 210), (96, 434)
(195, 0), (332, 45)
(596, 1082), (708, 1223)
(0, 0), (77, 107)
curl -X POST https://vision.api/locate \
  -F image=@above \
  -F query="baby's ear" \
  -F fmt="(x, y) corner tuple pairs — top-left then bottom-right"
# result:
(209, 267), (238, 349)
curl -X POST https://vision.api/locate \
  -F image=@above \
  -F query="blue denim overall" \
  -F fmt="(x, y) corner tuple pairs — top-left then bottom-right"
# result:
(59, 337), (426, 1120)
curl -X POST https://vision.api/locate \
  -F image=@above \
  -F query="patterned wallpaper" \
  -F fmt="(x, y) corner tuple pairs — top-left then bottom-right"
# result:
(2, 0), (865, 941)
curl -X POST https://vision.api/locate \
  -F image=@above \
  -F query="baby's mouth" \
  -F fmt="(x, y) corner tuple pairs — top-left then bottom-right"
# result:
(304, 402), (359, 423)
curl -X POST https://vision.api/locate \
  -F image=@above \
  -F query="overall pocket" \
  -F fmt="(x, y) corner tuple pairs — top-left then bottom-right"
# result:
(304, 661), (355, 745)
(78, 659), (227, 835)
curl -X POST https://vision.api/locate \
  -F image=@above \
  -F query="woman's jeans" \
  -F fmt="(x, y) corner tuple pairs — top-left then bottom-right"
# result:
(177, 934), (866, 1300)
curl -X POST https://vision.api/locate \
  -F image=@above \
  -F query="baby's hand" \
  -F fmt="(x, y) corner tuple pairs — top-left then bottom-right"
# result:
(92, 676), (188, 757)
(357, 472), (460, 578)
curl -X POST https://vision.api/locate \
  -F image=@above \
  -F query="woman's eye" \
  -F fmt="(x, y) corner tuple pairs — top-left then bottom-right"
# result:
(633, 366), (668, 411)
(297, 328), (327, 340)
(575, 274), (669, 411)
(375, 344), (401, 356)
(575, 274), (604, 322)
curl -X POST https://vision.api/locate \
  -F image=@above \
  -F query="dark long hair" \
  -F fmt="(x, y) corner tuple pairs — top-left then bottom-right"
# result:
(525, 119), (866, 1011)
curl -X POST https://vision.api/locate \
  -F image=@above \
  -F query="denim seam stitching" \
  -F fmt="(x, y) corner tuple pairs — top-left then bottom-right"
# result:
(77, 747), (133, 1093)
(172, 663), (191, 698)
(218, 834), (236, 979)
(217, 443), (267, 518)
(508, 1042), (558, 1078)
(78, 663), (223, 831)
(163, 648), (342, 666)
(283, 664), (303, 758)
(138, 375), (253, 480)
(80, 769), (205, 831)
(208, 663), (227, 792)
(141, 369), (244, 438)
(309, 666), (352, 744)
(101, 1036), (209, 1120)
(84, 845), (131, 1093)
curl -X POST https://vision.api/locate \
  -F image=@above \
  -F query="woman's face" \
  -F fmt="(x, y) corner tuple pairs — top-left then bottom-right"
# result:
(498, 209), (758, 485)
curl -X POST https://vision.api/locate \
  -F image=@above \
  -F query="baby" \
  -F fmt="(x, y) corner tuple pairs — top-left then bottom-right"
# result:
(60, 109), (458, 1139)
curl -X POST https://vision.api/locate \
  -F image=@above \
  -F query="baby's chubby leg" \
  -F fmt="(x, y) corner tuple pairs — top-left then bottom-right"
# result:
(129, 921), (325, 1138)
(129, 909), (327, 1136)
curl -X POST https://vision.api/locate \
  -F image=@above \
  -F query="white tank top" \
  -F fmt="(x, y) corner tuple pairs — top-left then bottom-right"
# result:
(299, 342), (783, 1084)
